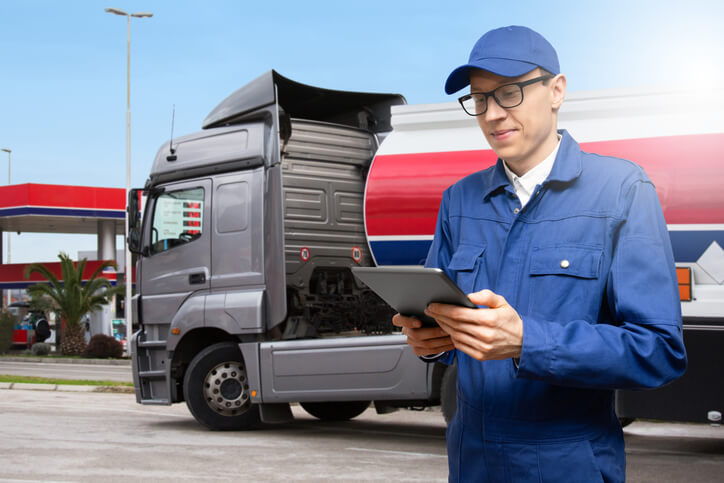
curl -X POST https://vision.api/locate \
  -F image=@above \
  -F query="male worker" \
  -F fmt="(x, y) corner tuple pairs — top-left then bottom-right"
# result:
(393, 26), (686, 482)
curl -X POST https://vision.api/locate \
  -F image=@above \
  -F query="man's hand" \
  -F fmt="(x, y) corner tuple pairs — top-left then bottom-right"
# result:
(425, 289), (523, 361)
(392, 314), (455, 357)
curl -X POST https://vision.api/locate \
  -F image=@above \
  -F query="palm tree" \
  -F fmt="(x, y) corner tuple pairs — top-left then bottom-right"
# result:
(24, 253), (125, 355)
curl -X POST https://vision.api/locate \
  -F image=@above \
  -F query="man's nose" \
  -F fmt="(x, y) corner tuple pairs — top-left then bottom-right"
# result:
(484, 96), (507, 122)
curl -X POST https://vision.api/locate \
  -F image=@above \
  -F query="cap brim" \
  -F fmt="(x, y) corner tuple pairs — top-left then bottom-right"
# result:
(444, 59), (539, 94)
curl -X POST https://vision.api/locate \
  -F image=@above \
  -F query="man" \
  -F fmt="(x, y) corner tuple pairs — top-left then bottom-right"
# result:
(393, 26), (686, 482)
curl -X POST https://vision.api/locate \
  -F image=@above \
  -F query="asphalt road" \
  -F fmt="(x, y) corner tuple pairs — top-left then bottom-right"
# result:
(0, 388), (723, 482)
(0, 389), (448, 482)
(0, 359), (132, 382)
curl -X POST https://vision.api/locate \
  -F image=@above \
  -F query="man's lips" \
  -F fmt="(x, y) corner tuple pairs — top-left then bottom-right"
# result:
(491, 129), (516, 140)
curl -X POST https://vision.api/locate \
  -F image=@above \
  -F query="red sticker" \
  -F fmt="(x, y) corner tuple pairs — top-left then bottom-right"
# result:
(300, 247), (311, 262)
(351, 246), (362, 264)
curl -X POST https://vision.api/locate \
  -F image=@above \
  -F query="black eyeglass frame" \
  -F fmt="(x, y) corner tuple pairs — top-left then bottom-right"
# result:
(457, 74), (555, 116)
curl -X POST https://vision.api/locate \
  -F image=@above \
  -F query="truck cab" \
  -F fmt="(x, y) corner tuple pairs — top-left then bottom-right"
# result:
(127, 72), (451, 430)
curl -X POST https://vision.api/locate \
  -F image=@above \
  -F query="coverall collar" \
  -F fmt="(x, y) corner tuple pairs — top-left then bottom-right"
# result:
(544, 129), (583, 185)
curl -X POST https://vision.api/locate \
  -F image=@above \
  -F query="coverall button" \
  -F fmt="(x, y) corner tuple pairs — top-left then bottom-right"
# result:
(560, 259), (570, 269)
(513, 208), (520, 214)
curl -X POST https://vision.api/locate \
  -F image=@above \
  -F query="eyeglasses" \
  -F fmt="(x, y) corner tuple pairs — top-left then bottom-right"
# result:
(458, 75), (554, 116)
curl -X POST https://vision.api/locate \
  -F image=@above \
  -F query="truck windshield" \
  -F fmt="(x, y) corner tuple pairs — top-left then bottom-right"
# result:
(150, 187), (205, 254)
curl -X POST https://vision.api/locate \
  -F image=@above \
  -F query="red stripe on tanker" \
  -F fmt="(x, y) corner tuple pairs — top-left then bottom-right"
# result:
(366, 133), (724, 237)
(365, 133), (724, 266)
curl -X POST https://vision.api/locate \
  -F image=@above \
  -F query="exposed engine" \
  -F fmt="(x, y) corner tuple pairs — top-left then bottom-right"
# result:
(282, 268), (396, 339)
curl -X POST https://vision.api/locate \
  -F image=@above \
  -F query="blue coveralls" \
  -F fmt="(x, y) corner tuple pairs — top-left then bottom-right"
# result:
(426, 130), (687, 482)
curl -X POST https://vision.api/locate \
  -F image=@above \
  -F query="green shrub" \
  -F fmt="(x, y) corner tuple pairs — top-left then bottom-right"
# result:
(83, 334), (123, 359)
(0, 311), (14, 354)
(31, 342), (52, 356)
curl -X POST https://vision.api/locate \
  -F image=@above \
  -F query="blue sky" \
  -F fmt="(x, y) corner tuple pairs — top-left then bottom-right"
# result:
(2, 0), (723, 264)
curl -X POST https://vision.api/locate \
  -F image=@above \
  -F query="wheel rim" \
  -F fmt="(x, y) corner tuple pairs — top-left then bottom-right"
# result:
(202, 361), (251, 416)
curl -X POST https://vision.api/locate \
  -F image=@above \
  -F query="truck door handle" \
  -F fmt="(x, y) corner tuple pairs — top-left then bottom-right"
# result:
(189, 273), (206, 285)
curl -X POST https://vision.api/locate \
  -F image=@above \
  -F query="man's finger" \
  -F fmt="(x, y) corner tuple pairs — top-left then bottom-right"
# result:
(468, 289), (507, 309)
(449, 340), (486, 361)
(426, 304), (497, 328)
(413, 343), (456, 357)
(392, 313), (422, 329)
(406, 335), (454, 354)
(426, 303), (483, 324)
(404, 326), (449, 341)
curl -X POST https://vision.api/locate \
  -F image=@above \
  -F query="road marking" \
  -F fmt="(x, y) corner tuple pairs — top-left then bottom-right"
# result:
(0, 401), (190, 419)
(345, 447), (447, 458)
(0, 480), (74, 483)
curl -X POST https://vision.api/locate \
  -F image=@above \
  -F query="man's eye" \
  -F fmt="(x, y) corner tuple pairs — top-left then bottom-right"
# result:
(498, 87), (518, 99)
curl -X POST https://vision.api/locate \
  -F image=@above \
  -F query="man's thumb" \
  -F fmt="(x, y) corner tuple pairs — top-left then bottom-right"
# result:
(468, 289), (507, 308)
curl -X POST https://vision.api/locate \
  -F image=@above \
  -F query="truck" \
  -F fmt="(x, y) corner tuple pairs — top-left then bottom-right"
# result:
(128, 71), (724, 430)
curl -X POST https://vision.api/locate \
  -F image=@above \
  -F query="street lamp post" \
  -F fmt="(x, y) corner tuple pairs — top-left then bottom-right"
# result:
(1, 148), (10, 308)
(1, 148), (9, 309)
(104, 7), (153, 355)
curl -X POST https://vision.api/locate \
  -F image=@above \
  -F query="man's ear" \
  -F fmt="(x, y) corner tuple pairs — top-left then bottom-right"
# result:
(551, 74), (566, 110)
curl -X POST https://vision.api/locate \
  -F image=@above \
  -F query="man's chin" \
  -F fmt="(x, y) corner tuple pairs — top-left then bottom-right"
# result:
(492, 146), (519, 163)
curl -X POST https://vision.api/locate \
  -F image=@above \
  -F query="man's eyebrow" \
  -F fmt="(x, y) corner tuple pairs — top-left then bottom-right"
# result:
(470, 79), (513, 92)
(472, 72), (543, 91)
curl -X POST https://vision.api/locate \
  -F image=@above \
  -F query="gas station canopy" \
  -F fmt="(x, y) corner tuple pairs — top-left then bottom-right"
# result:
(0, 183), (125, 234)
(0, 183), (128, 289)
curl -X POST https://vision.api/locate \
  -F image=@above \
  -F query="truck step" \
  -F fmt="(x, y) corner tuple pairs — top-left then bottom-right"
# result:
(139, 398), (170, 405)
(137, 340), (167, 348)
(138, 370), (166, 379)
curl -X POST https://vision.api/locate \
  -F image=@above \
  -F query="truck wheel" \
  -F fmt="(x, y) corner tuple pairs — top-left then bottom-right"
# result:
(183, 342), (260, 430)
(300, 401), (370, 421)
(440, 363), (457, 424)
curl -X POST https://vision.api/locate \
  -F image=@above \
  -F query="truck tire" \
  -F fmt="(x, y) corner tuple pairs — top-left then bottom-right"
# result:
(300, 401), (371, 421)
(440, 363), (457, 424)
(183, 342), (260, 430)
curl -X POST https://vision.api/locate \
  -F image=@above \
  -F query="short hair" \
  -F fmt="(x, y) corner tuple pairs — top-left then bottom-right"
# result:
(539, 67), (554, 84)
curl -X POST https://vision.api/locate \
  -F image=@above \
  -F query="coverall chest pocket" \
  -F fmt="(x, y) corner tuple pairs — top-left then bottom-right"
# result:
(448, 244), (486, 294)
(528, 245), (603, 320)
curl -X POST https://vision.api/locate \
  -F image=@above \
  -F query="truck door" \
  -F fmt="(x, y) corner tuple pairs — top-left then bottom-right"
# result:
(139, 179), (211, 330)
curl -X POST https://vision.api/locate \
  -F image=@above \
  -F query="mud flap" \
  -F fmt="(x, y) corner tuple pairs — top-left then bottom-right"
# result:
(259, 403), (294, 424)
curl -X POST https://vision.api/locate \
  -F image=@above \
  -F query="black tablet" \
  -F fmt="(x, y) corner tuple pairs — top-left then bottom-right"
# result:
(351, 266), (477, 327)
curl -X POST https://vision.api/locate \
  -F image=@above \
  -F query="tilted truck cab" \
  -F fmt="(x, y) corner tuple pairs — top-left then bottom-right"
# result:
(128, 71), (451, 430)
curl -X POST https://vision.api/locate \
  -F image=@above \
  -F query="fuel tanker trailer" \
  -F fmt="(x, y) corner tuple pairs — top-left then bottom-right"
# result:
(128, 71), (724, 430)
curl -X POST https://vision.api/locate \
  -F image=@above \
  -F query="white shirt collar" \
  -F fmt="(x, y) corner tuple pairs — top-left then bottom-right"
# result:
(502, 135), (561, 207)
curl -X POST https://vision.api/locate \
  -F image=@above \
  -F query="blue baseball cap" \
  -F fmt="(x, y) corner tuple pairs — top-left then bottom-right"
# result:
(445, 26), (560, 94)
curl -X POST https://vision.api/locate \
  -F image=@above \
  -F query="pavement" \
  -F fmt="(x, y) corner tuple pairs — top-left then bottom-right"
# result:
(0, 390), (450, 482)
(0, 355), (131, 365)
(0, 355), (134, 393)
(2, 389), (722, 482)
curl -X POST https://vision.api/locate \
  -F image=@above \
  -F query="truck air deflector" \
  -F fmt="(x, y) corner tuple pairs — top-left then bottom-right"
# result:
(203, 70), (405, 132)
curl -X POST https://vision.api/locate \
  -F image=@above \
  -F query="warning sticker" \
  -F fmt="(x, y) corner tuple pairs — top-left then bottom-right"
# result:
(351, 246), (362, 264)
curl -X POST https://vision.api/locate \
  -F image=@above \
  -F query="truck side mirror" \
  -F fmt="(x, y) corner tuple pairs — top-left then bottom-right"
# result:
(127, 189), (143, 254)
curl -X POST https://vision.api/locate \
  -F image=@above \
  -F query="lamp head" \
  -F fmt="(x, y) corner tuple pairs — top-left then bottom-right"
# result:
(104, 7), (128, 16)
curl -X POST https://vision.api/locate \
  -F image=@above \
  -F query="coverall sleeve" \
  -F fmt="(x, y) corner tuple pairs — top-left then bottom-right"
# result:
(420, 190), (456, 366)
(516, 179), (687, 389)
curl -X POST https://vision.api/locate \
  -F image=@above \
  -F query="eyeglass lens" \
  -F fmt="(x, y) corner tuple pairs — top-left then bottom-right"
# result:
(461, 84), (523, 116)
